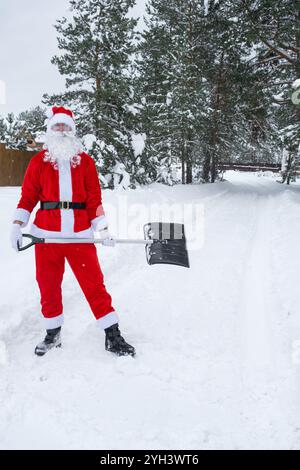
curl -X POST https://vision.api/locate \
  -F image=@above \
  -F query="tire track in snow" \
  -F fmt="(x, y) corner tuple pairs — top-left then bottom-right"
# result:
(239, 194), (274, 374)
(233, 183), (300, 449)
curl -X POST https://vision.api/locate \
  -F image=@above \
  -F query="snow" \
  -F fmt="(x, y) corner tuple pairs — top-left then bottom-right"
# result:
(281, 149), (289, 171)
(1, 172), (300, 449)
(113, 162), (131, 190)
(131, 133), (146, 158)
(204, 0), (209, 16)
(166, 92), (172, 106)
(35, 132), (46, 144)
(82, 134), (97, 151)
(292, 79), (300, 90)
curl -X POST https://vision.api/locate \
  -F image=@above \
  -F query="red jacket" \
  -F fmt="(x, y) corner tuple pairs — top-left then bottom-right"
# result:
(13, 150), (106, 237)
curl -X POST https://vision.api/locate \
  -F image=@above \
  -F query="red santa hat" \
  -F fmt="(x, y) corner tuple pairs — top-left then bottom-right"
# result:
(46, 106), (76, 132)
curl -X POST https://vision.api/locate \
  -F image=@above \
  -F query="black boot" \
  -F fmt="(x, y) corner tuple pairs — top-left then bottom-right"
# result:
(34, 327), (62, 356)
(105, 323), (135, 357)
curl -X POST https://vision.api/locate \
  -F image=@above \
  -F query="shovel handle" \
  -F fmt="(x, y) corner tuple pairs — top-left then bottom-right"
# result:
(18, 234), (155, 251)
(18, 234), (45, 251)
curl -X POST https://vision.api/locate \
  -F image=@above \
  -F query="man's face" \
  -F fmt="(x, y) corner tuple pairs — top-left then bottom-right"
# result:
(51, 123), (72, 133)
(45, 120), (81, 164)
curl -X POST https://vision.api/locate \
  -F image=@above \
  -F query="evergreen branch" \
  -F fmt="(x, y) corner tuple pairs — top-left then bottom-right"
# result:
(240, 0), (297, 65)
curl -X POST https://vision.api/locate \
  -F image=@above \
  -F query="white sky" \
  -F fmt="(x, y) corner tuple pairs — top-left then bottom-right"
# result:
(0, 0), (146, 117)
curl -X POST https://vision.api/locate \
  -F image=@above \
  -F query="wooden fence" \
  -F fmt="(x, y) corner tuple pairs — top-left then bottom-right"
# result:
(0, 143), (37, 186)
(219, 162), (282, 173)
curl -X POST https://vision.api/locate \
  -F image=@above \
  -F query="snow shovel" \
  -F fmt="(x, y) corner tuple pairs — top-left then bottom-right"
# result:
(18, 222), (190, 268)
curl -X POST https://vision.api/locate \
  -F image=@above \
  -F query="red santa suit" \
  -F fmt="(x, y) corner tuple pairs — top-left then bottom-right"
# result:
(13, 110), (118, 331)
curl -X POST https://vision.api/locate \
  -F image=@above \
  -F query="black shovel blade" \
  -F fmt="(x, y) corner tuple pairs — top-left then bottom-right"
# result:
(143, 222), (190, 268)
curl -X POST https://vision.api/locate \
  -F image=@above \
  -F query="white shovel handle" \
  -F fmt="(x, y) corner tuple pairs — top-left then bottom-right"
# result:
(18, 234), (156, 251)
(43, 238), (154, 245)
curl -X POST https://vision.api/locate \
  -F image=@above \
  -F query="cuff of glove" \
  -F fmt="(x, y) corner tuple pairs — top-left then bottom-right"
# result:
(91, 215), (109, 232)
(12, 208), (31, 227)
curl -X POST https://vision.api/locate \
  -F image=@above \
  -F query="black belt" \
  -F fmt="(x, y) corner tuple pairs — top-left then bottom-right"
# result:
(40, 201), (86, 210)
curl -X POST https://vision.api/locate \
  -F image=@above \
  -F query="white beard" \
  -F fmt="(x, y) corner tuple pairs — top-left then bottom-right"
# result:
(43, 131), (82, 169)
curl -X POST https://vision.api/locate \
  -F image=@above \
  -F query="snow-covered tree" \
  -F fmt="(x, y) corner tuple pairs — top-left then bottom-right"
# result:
(137, 0), (271, 183)
(280, 147), (300, 184)
(0, 116), (7, 143)
(236, 0), (300, 183)
(43, 0), (140, 188)
(136, 0), (208, 184)
(2, 113), (27, 150)
(18, 106), (46, 143)
(35, 0), (299, 186)
(197, 0), (251, 182)
(0, 107), (46, 150)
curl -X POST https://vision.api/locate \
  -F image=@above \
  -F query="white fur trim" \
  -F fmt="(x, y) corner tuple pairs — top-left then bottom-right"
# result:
(97, 311), (119, 329)
(30, 224), (94, 239)
(43, 313), (64, 329)
(91, 215), (108, 232)
(47, 113), (75, 132)
(13, 208), (31, 227)
(58, 159), (75, 235)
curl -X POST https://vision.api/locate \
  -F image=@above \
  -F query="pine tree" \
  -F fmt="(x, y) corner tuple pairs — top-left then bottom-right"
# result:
(195, 0), (282, 182)
(43, 0), (139, 188)
(137, 0), (262, 184)
(2, 113), (27, 150)
(236, 0), (300, 182)
(1, 107), (46, 150)
(0, 116), (7, 143)
(18, 106), (46, 144)
(136, 0), (208, 184)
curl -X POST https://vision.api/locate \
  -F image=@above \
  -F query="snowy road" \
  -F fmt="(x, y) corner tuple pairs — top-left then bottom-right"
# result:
(1, 171), (300, 449)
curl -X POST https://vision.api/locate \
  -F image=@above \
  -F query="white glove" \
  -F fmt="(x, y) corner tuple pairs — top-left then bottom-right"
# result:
(100, 228), (116, 247)
(10, 224), (23, 252)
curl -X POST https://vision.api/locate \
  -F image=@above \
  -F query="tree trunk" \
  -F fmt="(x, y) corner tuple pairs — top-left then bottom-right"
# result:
(202, 150), (211, 183)
(181, 148), (186, 184)
(205, 51), (225, 183)
(186, 128), (193, 183)
(186, 159), (193, 183)
(95, 75), (102, 133)
(211, 154), (217, 183)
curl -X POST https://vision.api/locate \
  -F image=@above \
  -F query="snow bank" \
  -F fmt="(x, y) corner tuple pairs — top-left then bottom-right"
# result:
(1, 173), (300, 449)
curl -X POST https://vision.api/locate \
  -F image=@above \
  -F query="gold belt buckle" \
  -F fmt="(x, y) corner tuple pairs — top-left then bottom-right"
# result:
(62, 201), (70, 209)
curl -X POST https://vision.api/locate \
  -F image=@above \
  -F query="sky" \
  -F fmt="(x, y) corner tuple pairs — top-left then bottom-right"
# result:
(0, 0), (146, 117)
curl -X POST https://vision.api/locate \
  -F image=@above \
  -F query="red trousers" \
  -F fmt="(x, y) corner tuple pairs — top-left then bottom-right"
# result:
(35, 243), (117, 330)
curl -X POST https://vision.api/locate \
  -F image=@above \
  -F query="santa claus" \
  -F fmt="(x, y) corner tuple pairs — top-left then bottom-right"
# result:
(10, 106), (135, 357)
